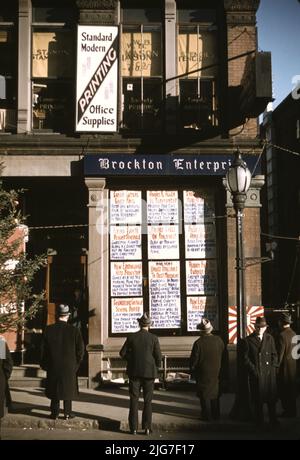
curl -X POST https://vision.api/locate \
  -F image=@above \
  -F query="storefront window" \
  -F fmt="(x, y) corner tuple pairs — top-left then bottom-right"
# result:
(120, 3), (163, 133)
(177, 7), (218, 131)
(109, 189), (219, 336)
(0, 3), (17, 133)
(31, 2), (75, 133)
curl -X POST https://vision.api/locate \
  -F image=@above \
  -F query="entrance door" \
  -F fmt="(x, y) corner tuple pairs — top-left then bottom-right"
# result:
(46, 255), (87, 326)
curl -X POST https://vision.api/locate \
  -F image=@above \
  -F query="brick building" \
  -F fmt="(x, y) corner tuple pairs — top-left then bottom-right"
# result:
(0, 0), (271, 385)
(261, 93), (300, 322)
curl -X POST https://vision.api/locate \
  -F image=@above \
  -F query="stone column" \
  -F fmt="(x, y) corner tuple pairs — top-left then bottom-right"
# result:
(165, 0), (177, 134)
(17, 0), (31, 134)
(85, 178), (109, 388)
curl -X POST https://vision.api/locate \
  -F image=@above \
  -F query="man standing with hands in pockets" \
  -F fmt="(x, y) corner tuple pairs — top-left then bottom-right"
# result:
(120, 313), (162, 435)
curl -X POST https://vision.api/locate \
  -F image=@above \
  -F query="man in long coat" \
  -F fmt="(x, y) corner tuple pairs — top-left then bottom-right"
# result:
(0, 336), (13, 438)
(276, 312), (297, 417)
(40, 304), (84, 420)
(190, 318), (225, 421)
(242, 316), (279, 425)
(120, 313), (162, 435)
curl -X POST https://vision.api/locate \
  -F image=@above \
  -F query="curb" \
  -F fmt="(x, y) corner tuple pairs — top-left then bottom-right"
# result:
(2, 414), (99, 431)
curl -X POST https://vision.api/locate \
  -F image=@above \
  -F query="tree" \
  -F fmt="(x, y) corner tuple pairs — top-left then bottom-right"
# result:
(0, 167), (46, 334)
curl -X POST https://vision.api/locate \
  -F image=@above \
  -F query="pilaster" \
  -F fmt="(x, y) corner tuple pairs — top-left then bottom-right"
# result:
(17, 0), (31, 134)
(85, 177), (109, 387)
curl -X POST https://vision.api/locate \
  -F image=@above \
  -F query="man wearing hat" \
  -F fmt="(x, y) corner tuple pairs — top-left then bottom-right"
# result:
(242, 316), (279, 426)
(276, 312), (297, 417)
(40, 304), (84, 420)
(119, 313), (162, 435)
(189, 318), (225, 421)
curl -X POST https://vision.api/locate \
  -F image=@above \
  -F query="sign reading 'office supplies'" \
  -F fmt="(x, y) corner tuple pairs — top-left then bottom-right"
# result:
(76, 26), (118, 132)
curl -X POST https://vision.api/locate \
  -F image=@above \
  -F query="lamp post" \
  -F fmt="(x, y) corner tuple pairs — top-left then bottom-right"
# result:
(226, 149), (251, 341)
(226, 149), (252, 420)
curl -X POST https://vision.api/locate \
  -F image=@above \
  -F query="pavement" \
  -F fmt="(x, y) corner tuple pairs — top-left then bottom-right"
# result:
(1, 384), (300, 440)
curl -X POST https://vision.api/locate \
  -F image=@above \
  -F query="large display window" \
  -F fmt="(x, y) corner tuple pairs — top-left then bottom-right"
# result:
(109, 188), (219, 335)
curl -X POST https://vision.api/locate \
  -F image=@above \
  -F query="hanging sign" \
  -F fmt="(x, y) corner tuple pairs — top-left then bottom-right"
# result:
(111, 298), (143, 333)
(76, 25), (118, 132)
(149, 261), (181, 329)
(187, 297), (219, 332)
(110, 262), (143, 297)
(186, 260), (218, 295)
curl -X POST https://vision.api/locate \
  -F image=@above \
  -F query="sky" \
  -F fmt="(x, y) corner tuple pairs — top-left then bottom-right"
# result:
(257, 0), (300, 108)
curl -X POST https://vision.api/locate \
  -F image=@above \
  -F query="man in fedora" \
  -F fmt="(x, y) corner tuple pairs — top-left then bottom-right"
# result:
(41, 304), (84, 420)
(190, 318), (225, 421)
(120, 313), (162, 435)
(243, 316), (279, 426)
(276, 312), (297, 417)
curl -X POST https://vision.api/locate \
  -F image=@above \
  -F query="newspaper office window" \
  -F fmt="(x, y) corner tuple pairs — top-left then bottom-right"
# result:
(121, 3), (163, 133)
(0, 3), (17, 133)
(31, 2), (75, 133)
(109, 188), (219, 336)
(177, 7), (218, 132)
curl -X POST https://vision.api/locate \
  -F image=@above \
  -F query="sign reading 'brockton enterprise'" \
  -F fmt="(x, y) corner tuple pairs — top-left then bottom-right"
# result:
(84, 154), (259, 176)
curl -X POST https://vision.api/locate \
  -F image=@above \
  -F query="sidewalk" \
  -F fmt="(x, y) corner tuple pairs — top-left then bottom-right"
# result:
(2, 385), (300, 436)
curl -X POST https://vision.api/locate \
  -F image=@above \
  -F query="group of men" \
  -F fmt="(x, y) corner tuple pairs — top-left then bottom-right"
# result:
(0, 307), (298, 435)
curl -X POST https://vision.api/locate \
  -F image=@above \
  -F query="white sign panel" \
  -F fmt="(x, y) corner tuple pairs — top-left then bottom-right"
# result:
(110, 226), (142, 260)
(148, 225), (179, 259)
(186, 260), (218, 295)
(111, 298), (143, 333)
(185, 224), (216, 258)
(149, 261), (181, 329)
(187, 297), (219, 331)
(110, 190), (142, 224)
(147, 191), (179, 224)
(183, 190), (215, 223)
(76, 25), (118, 132)
(111, 262), (143, 297)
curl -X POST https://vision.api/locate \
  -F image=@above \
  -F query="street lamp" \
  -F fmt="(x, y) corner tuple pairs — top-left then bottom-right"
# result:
(226, 149), (251, 340)
(226, 148), (252, 420)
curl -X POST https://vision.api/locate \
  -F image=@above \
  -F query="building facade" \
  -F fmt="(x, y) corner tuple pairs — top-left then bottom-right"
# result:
(0, 0), (271, 385)
(261, 93), (300, 321)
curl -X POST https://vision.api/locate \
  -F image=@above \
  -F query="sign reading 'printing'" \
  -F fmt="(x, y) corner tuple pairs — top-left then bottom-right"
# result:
(76, 25), (118, 132)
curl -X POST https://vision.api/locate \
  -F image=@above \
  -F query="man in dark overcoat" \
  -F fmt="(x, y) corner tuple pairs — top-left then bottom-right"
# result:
(40, 304), (84, 419)
(242, 316), (279, 425)
(0, 336), (13, 439)
(120, 313), (162, 435)
(276, 312), (297, 417)
(190, 318), (225, 421)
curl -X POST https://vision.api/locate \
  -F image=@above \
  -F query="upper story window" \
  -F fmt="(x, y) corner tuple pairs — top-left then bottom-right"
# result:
(0, 2), (17, 133)
(31, 0), (75, 133)
(177, 2), (218, 132)
(120, 1), (163, 133)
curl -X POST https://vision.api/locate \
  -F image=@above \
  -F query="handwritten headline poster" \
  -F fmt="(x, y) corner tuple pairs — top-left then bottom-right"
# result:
(111, 262), (142, 297)
(186, 260), (217, 295)
(147, 190), (179, 224)
(110, 190), (142, 224)
(110, 226), (141, 260)
(149, 261), (181, 329)
(111, 298), (144, 333)
(187, 296), (219, 332)
(185, 224), (216, 258)
(148, 225), (179, 259)
(183, 190), (215, 223)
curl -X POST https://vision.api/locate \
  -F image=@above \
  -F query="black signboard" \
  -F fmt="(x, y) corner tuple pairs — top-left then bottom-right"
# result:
(84, 154), (260, 176)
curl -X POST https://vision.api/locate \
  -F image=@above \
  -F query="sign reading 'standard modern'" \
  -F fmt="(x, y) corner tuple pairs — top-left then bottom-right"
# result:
(76, 25), (118, 132)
